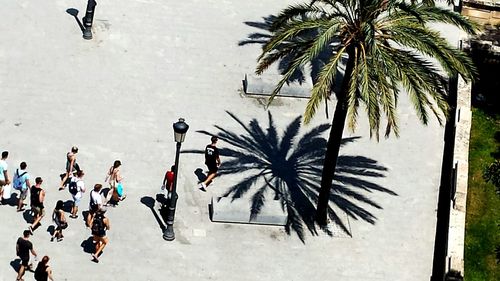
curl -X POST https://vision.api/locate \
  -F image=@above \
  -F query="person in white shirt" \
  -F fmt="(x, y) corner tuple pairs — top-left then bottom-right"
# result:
(69, 170), (86, 218)
(13, 162), (31, 211)
(0, 151), (10, 203)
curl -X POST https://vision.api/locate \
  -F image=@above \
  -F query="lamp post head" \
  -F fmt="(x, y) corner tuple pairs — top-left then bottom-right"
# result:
(173, 118), (189, 143)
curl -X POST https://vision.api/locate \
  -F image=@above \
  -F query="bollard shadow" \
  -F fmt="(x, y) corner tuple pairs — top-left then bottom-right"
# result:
(10, 259), (21, 273)
(140, 196), (166, 232)
(80, 237), (94, 254)
(66, 8), (85, 33)
(183, 111), (397, 242)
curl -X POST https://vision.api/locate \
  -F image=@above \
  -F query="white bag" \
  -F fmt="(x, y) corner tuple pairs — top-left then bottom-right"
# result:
(2, 183), (12, 200)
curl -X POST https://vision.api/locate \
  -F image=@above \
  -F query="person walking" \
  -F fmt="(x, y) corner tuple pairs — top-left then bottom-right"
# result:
(0, 151), (10, 204)
(51, 200), (67, 242)
(87, 207), (110, 263)
(59, 146), (79, 190)
(34, 256), (54, 281)
(89, 184), (104, 215)
(199, 136), (221, 191)
(104, 160), (125, 205)
(12, 162), (31, 212)
(69, 170), (85, 218)
(162, 165), (175, 193)
(29, 177), (46, 234)
(16, 230), (38, 281)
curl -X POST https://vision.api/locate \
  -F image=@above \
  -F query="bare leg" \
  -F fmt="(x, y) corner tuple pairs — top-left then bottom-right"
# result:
(59, 172), (69, 189)
(203, 172), (217, 187)
(17, 264), (25, 280)
(31, 214), (43, 232)
(17, 197), (24, 211)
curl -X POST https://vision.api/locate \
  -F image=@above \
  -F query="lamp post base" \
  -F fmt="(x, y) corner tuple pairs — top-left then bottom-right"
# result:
(163, 225), (175, 241)
(83, 28), (93, 40)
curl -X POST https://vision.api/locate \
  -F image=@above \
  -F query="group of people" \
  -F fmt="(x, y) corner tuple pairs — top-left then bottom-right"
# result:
(0, 147), (127, 280)
(0, 136), (222, 280)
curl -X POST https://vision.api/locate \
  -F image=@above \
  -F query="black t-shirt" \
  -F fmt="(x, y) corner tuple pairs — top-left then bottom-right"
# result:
(17, 237), (33, 260)
(204, 144), (219, 165)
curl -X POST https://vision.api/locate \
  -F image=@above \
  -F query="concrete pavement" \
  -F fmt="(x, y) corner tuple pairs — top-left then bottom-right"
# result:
(0, 1), (455, 280)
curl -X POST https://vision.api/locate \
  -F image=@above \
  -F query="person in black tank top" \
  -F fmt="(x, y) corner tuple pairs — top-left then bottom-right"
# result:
(34, 256), (54, 281)
(29, 177), (46, 234)
(89, 208), (110, 263)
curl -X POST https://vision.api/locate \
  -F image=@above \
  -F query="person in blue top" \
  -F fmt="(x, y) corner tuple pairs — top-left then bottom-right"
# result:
(13, 162), (31, 212)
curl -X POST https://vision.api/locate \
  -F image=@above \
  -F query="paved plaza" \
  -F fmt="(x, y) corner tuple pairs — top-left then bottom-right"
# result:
(0, 1), (460, 280)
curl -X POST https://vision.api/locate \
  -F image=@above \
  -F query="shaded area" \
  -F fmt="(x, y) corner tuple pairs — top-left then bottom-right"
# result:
(466, 26), (500, 116)
(184, 111), (396, 241)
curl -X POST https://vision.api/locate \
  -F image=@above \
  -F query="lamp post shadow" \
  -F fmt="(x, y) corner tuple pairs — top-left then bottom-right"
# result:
(140, 196), (166, 233)
(66, 8), (85, 33)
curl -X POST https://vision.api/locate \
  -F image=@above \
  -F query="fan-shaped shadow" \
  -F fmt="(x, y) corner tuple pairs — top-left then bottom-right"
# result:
(240, 15), (346, 100)
(183, 111), (397, 242)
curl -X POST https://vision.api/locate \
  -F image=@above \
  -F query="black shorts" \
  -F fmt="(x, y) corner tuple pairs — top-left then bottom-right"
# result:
(206, 163), (218, 174)
(20, 256), (29, 267)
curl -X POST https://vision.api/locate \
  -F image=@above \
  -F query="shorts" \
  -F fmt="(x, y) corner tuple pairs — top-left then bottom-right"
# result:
(32, 206), (45, 217)
(72, 196), (81, 206)
(206, 163), (218, 174)
(20, 256), (30, 267)
(19, 188), (28, 200)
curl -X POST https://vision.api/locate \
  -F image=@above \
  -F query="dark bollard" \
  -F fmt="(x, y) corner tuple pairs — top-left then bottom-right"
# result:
(83, 0), (97, 40)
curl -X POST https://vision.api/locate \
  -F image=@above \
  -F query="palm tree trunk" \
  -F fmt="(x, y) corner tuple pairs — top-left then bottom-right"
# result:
(315, 50), (356, 226)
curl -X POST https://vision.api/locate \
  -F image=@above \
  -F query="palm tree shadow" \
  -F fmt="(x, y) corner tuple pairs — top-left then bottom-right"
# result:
(240, 15), (346, 104)
(183, 111), (397, 242)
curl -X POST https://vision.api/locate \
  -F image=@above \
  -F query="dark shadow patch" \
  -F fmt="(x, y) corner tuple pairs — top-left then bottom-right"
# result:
(63, 200), (73, 213)
(195, 168), (207, 182)
(81, 237), (95, 254)
(22, 209), (34, 224)
(10, 258), (21, 273)
(140, 196), (166, 232)
(66, 8), (85, 32)
(47, 225), (55, 236)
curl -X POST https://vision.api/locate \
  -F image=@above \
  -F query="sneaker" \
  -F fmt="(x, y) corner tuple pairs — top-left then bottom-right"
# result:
(57, 237), (63, 242)
(91, 254), (99, 263)
(50, 237), (55, 242)
(199, 183), (206, 192)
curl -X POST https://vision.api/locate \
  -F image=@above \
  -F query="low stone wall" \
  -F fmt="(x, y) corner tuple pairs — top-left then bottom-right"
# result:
(445, 75), (472, 277)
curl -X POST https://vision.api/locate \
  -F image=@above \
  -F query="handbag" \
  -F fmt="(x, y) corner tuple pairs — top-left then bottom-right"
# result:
(116, 183), (123, 197)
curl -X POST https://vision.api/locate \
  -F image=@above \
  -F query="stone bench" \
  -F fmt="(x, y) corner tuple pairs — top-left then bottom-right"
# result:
(242, 73), (312, 99)
(210, 196), (288, 226)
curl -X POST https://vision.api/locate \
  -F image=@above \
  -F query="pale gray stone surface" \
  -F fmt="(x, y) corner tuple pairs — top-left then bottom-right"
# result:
(0, 1), (459, 280)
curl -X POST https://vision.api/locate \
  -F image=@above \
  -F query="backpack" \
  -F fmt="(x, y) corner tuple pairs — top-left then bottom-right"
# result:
(68, 179), (79, 195)
(91, 214), (105, 235)
(13, 169), (27, 190)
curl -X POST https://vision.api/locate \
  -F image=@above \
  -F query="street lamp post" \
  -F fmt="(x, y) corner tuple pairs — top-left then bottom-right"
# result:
(83, 0), (97, 40)
(163, 118), (189, 241)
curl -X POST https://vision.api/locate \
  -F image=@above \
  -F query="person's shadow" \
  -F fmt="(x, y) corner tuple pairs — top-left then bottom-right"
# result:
(10, 259), (21, 273)
(80, 237), (95, 254)
(194, 168), (207, 182)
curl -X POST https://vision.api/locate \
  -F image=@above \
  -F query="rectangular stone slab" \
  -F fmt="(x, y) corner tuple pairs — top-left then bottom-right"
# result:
(242, 73), (312, 98)
(211, 196), (288, 226)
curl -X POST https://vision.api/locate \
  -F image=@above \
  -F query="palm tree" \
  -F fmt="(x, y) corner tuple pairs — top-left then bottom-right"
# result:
(255, 0), (478, 225)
